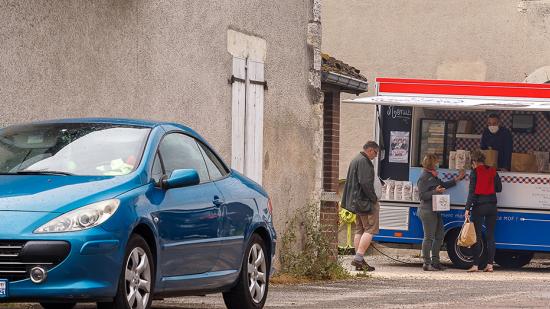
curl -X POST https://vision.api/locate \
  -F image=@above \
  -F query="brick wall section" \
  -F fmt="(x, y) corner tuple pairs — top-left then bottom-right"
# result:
(323, 91), (340, 192)
(321, 90), (341, 256)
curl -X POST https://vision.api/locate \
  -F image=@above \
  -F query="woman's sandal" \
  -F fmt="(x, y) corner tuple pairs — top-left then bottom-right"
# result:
(483, 264), (494, 272)
(467, 265), (479, 272)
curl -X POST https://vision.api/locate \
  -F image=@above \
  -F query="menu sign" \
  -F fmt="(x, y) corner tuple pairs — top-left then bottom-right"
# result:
(389, 131), (410, 164)
(380, 106), (413, 181)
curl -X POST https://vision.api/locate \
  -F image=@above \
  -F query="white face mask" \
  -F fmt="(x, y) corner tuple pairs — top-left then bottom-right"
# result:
(488, 125), (499, 134)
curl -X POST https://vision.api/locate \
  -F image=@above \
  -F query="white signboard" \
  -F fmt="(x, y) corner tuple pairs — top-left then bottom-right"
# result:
(498, 174), (550, 209)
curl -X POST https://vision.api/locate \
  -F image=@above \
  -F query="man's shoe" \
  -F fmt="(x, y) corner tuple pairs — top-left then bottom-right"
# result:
(422, 264), (437, 271)
(432, 263), (447, 271)
(351, 259), (375, 271)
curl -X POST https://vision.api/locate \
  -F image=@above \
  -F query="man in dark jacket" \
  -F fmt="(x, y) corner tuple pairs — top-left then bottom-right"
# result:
(341, 141), (379, 271)
(480, 113), (513, 171)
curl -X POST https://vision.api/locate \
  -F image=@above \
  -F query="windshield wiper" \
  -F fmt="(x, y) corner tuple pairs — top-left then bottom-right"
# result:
(14, 170), (74, 176)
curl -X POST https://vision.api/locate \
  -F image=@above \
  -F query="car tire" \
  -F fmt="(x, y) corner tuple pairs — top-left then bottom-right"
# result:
(446, 228), (488, 269)
(494, 250), (534, 269)
(40, 303), (76, 309)
(223, 233), (269, 309)
(97, 234), (155, 309)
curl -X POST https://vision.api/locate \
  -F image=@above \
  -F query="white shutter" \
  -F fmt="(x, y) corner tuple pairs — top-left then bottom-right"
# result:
(244, 59), (265, 184)
(231, 57), (265, 184)
(231, 57), (246, 173)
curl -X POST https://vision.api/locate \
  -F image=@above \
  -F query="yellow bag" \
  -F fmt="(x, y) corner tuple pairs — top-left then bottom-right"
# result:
(457, 218), (477, 248)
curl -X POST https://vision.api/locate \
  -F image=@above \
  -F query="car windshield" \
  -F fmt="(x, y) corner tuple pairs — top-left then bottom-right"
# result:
(0, 123), (150, 176)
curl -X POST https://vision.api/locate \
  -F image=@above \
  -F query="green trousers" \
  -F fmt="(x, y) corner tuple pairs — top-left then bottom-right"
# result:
(418, 208), (444, 265)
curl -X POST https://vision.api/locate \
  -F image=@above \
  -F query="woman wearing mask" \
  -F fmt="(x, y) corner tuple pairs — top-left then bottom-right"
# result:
(465, 150), (502, 272)
(417, 154), (465, 271)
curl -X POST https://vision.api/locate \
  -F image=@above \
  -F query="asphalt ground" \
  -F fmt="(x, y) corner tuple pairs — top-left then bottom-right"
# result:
(6, 246), (550, 308)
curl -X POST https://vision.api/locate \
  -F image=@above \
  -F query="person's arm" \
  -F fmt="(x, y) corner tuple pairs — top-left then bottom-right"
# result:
(480, 130), (488, 150)
(357, 160), (378, 202)
(494, 172), (502, 193)
(440, 178), (457, 189)
(465, 169), (478, 211)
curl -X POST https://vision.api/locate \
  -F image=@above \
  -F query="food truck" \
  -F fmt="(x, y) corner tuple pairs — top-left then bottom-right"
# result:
(345, 78), (550, 268)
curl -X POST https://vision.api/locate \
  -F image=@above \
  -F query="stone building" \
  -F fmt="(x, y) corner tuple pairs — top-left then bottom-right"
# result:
(0, 0), (323, 239)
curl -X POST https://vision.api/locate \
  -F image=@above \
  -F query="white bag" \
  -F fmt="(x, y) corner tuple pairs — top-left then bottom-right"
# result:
(402, 181), (413, 201)
(533, 151), (549, 173)
(449, 151), (457, 170)
(385, 180), (395, 200)
(394, 181), (403, 201)
(432, 194), (450, 211)
(455, 150), (467, 170)
(374, 176), (383, 200)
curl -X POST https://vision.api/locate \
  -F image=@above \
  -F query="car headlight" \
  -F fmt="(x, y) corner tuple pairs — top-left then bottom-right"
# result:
(34, 199), (120, 233)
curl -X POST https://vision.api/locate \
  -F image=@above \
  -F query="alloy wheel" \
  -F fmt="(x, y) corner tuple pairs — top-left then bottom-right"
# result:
(247, 243), (267, 304)
(125, 247), (151, 309)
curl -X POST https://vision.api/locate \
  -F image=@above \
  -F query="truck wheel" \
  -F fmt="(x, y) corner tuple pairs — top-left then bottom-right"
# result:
(445, 228), (487, 269)
(494, 250), (534, 269)
(223, 234), (269, 309)
(40, 303), (76, 309)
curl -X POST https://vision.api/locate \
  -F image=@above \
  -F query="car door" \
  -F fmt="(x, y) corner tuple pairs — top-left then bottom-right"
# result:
(153, 133), (223, 277)
(197, 142), (254, 271)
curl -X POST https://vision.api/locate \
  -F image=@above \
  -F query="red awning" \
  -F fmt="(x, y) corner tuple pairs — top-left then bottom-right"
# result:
(345, 78), (550, 111)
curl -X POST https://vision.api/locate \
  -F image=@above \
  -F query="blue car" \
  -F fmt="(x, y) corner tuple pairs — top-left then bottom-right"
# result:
(0, 118), (276, 309)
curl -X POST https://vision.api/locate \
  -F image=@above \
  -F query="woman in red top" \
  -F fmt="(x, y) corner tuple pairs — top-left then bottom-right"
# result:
(465, 150), (502, 272)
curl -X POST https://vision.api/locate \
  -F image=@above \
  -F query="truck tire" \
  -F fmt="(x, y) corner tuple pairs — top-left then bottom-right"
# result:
(40, 303), (76, 309)
(445, 228), (487, 269)
(494, 250), (534, 269)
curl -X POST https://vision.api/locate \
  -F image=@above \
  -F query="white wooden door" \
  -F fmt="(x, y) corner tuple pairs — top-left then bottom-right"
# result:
(231, 57), (247, 173)
(231, 57), (265, 185)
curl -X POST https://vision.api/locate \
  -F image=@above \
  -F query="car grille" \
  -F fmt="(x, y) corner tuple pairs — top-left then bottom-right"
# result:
(0, 240), (70, 282)
(0, 241), (29, 281)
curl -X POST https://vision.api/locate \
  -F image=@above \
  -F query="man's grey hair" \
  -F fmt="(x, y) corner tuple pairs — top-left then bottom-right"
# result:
(363, 141), (379, 150)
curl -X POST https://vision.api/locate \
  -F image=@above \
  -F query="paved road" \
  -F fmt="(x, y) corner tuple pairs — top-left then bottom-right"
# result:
(7, 248), (550, 308)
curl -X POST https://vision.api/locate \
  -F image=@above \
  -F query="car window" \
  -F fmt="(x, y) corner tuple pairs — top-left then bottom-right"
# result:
(158, 133), (209, 183)
(0, 123), (150, 176)
(198, 142), (229, 180)
(151, 152), (163, 183)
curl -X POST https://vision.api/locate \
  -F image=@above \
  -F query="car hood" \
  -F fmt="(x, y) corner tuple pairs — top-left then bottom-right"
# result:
(0, 175), (141, 213)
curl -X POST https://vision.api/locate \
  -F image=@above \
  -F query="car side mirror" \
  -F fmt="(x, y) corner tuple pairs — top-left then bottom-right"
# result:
(162, 169), (200, 189)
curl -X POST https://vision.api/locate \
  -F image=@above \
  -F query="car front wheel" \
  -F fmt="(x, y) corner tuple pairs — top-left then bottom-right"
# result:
(223, 233), (269, 309)
(98, 234), (154, 309)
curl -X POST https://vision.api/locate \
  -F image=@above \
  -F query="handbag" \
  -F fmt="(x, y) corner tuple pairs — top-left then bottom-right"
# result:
(457, 217), (477, 248)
